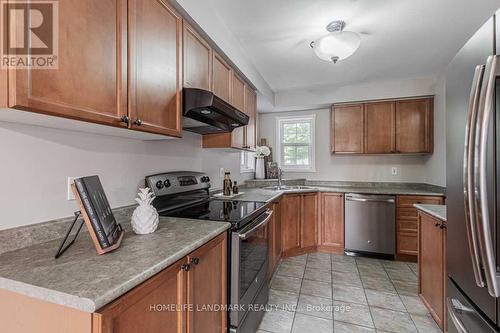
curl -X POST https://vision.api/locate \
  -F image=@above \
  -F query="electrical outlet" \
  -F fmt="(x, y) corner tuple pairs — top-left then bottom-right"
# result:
(67, 176), (78, 200)
(219, 168), (225, 178)
(391, 167), (398, 176)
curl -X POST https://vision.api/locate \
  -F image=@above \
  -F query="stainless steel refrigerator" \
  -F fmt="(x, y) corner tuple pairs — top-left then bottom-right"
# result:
(446, 13), (500, 332)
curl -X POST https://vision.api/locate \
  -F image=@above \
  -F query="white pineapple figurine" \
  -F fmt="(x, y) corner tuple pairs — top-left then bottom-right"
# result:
(131, 188), (159, 235)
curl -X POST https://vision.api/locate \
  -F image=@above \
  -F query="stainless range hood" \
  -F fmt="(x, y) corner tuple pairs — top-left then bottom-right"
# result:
(183, 88), (249, 135)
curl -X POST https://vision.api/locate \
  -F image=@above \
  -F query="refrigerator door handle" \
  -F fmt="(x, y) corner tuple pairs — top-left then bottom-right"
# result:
(463, 64), (486, 288)
(474, 55), (500, 297)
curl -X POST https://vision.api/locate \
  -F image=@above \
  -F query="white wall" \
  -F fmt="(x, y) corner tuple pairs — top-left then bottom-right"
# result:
(259, 78), (447, 186)
(0, 123), (251, 230)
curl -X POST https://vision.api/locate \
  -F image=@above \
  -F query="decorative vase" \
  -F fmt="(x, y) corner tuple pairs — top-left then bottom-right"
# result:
(131, 188), (159, 235)
(255, 157), (265, 179)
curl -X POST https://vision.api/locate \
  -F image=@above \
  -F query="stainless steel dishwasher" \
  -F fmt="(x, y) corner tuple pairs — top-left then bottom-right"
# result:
(344, 193), (396, 258)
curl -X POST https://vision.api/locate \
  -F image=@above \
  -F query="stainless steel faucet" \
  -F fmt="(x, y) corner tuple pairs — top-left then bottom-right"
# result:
(277, 168), (283, 189)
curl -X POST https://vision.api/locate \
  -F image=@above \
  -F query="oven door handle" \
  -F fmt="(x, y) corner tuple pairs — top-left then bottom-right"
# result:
(238, 209), (273, 240)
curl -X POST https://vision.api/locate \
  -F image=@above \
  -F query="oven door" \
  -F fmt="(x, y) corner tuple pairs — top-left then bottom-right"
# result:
(230, 208), (272, 328)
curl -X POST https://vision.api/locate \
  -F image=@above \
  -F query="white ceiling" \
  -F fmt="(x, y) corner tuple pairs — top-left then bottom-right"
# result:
(208, 0), (500, 93)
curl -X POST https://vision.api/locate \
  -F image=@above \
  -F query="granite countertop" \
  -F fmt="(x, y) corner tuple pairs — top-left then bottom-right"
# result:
(414, 204), (447, 221)
(233, 182), (445, 204)
(0, 217), (230, 313)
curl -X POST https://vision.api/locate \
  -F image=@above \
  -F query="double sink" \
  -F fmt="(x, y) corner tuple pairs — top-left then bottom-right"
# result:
(263, 185), (315, 191)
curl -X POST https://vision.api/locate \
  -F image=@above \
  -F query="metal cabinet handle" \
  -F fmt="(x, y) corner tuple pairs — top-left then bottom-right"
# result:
(134, 119), (143, 126)
(463, 65), (485, 288)
(447, 298), (470, 333)
(190, 257), (200, 265)
(474, 55), (500, 297)
(181, 263), (191, 272)
(345, 197), (395, 204)
(120, 115), (129, 124)
(239, 209), (273, 240)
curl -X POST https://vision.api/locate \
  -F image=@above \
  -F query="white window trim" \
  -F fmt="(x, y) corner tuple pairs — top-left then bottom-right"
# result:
(240, 151), (256, 173)
(276, 115), (316, 172)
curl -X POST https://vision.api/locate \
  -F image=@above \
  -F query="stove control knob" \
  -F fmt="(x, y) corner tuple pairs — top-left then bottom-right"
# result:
(201, 176), (210, 183)
(156, 180), (164, 189)
(163, 179), (171, 188)
(206, 176), (210, 183)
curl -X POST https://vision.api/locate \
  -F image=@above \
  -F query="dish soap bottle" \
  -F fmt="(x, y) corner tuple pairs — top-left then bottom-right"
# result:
(223, 172), (232, 196)
(232, 181), (239, 194)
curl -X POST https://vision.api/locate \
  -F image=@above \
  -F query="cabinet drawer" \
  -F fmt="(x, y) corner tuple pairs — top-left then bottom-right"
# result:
(397, 231), (418, 255)
(398, 220), (418, 232)
(397, 208), (418, 220)
(397, 196), (443, 208)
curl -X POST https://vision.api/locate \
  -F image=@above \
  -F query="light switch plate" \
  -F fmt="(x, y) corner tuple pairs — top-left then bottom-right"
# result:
(67, 176), (78, 200)
(219, 168), (225, 178)
(391, 167), (398, 176)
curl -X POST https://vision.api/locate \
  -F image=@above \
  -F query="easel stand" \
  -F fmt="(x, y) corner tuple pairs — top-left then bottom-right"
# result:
(54, 184), (125, 258)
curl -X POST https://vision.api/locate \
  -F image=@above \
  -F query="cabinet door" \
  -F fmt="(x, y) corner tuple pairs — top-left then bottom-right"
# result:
(397, 231), (418, 256)
(419, 213), (445, 329)
(212, 53), (232, 103)
(230, 73), (246, 148)
(8, 0), (127, 127)
(365, 101), (395, 153)
(187, 233), (227, 333)
(183, 22), (211, 90)
(244, 86), (257, 150)
(332, 104), (364, 153)
(319, 193), (344, 249)
(281, 195), (301, 252)
(128, 0), (182, 137)
(395, 98), (433, 153)
(300, 193), (318, 249)
(96, 259), (186, 333)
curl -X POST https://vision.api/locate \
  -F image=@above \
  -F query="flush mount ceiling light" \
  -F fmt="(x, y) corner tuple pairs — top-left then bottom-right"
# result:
(310, 20), (361, 63)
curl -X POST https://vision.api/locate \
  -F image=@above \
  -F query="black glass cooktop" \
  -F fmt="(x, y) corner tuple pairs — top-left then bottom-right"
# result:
(160, 199), (267, 229)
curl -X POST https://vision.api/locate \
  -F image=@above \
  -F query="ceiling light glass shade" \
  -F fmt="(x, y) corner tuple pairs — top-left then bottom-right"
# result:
(311, 31), (361, 63)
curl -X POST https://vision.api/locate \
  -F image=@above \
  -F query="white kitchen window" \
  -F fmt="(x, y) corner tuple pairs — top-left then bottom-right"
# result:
(276, 115), (316, 172)
(240, 151), (255, 173)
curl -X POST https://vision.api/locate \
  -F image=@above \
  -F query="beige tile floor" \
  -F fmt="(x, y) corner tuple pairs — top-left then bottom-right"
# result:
(257, 253), (442, 333)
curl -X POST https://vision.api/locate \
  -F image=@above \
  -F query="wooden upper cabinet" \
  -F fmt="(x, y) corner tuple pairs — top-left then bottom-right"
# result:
(128, 0), (182, 137)
(96, 258), (187, 333)
(187, 234), (227, 333)
(212, 52), (232, 103)
(244, 85), (257, 150)
(281, 195), (301, 252)
(7, 0), (128, 127)
(300, 193), (318, 249)
(230, 73), (246, 148)
(332, 104), (364, 153)
(365, 101), (395, 153)
(319, 193), (344, 250)
(183, 22), (212, 90)
(395, 98), (433, 153)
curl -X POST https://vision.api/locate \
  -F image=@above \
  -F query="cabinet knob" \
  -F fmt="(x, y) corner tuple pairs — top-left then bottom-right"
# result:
(181, 263), (191, 271)
(134, 119), (143, 126)
(440, 224), (447, 229)
(120, 115), (129, 124)
(191, 257), (200, 265)
(435, 222), (440, 227)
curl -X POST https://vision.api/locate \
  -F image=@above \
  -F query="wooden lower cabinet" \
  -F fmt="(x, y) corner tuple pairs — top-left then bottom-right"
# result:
(268, 199), (282, 277)
(396, 195), (444, 261)
(418, 211), (446, 331)
(318, 193), (344, 253)
(281, 194), (301, 253)
(95, 233), (227, 333)
(281, 193), (324, 257)
(300, 193), (318, 250)
(95, 259), (187, 333)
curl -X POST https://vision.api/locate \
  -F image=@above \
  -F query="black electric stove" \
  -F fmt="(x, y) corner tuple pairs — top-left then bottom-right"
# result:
(160, 199), (267, 229)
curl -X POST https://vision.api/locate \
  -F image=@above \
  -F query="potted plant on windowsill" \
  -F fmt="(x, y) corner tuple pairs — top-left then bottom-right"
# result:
(255, 146), (271, 179)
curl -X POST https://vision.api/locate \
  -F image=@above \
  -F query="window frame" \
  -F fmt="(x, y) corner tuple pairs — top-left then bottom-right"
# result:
(276, 115), (316, 172)
(240, 151), (256, 173)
